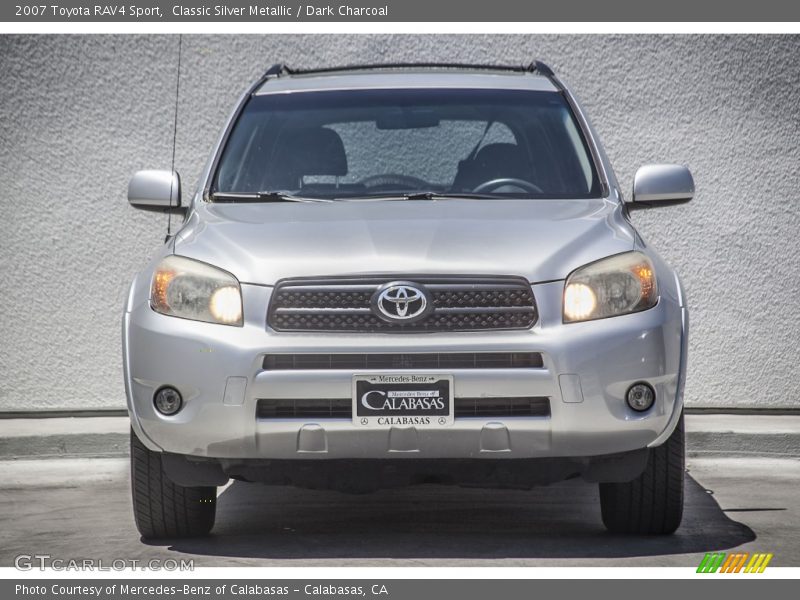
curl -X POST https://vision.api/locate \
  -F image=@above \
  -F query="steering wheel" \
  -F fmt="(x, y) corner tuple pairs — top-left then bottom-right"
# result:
(359, 173), (431, 190)
(472, 178), (544, 194)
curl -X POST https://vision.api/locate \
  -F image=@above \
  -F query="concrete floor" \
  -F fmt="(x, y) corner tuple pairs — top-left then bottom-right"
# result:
(0, 456), (798, 567)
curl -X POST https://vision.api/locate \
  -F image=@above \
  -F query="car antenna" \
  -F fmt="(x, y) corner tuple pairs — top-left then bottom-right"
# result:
(166, 34), (183, 243)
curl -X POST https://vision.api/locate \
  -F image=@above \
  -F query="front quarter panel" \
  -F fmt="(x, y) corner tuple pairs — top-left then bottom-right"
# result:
(633, 237), (689, 445)
(123, 245), (175, 452)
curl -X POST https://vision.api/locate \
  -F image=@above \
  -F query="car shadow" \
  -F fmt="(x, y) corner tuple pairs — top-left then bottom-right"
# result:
(143, 467), (756, 560)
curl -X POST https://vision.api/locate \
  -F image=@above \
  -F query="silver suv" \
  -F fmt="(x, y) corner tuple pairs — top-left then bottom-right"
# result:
(124, 62), (694, 539)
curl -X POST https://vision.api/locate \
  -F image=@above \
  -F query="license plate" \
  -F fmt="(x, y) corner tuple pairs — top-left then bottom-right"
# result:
(352, 374), (453, 428)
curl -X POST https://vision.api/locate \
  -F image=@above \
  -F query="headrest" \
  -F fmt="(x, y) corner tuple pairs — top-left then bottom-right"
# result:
(451, 142), (532, 191)
(281, 127), (348, 177)
(473, 143), (530, 175)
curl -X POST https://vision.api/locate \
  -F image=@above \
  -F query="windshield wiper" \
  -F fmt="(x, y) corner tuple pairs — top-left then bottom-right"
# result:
(338, 191), (504, 201)
(212, 190), (504, 203)
(211, 191), (332, 203)
(401, 192), (504, 200)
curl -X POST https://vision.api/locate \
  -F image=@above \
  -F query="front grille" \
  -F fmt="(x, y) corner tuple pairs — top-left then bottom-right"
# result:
(263, 352), (544, 371)
(268, 276), (537, 332)
(454, 397), (550, 418)
(257, 398), (351, 419)
(256, 397), (550, 420)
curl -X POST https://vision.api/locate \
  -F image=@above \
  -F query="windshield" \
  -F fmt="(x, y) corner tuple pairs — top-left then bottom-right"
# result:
(213, 88), (602, 200)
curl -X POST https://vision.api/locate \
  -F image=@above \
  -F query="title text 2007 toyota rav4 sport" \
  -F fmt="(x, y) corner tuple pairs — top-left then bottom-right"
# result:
(124, 62), (694, 539)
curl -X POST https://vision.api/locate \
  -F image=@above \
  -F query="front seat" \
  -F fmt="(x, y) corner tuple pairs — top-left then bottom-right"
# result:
(452, 143), (535, 192)
(262, 127), (348, 191)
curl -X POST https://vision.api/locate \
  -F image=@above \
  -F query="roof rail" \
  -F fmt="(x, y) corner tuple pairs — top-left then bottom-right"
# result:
(253, 61), (558, 97)
(263, 63), (290, 77)
(528, 60), (554, 77)
(278, 62), (556, 77)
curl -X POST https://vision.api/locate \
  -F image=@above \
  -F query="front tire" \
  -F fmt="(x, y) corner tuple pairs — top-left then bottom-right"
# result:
(599, 412), (685, 534)
(130, 429), (216, 539)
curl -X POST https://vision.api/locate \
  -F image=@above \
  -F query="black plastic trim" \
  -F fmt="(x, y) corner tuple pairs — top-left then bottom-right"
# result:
(262, 352), (545, 371)
(255, 396), (551, 420)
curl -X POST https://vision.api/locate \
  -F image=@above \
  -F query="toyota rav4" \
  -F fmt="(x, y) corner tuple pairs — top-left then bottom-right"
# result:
(124, 62), (694, 539)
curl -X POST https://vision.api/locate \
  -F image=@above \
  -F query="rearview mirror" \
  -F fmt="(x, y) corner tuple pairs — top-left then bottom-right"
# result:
(376, 108), (440, 130)
(629, 164), (694, 209)
(128, 170), (184, 213)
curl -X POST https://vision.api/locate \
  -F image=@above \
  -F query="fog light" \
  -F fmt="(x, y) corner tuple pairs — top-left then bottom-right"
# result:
(626, 383), (655, 412)
(154, 387), (182, 415)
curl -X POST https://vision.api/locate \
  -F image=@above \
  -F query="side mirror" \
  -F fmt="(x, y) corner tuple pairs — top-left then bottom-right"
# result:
(127, 170), (184, 213)
(629, 164), (694, 210)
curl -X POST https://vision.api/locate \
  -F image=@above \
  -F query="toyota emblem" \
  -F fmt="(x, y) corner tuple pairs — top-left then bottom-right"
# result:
(371, 281), (431, 323)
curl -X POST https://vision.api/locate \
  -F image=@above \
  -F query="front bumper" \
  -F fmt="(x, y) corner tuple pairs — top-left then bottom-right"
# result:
(124, 280), (687, 460)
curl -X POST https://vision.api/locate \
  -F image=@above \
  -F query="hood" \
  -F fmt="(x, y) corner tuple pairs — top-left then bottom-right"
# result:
(174, 198), (635, 285)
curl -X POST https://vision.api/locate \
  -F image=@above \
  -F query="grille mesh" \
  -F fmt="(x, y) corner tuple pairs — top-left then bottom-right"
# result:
(269, 277), (537, 332)
(257, 398), (351, 419)
(256, 397), (551, 419)
(263, 352), (544, 370)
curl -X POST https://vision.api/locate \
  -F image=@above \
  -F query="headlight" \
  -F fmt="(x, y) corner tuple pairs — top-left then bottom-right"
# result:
(563, 252), (657, 323)
(150, 255), (243, 326)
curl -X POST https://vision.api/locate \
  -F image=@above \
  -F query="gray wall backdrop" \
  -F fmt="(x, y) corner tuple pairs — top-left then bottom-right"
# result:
(0, 35), (798, 412)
